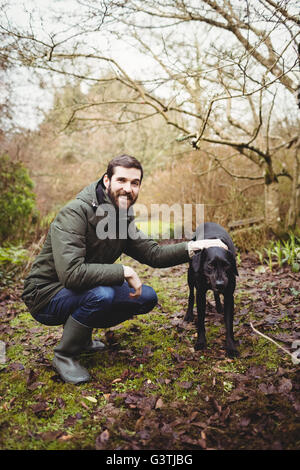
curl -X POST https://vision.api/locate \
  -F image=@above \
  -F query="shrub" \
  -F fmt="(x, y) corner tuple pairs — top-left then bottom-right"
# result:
(256, 231), (300, 272)
(0, 245), (29, 288)
(0, 154), (38, 243)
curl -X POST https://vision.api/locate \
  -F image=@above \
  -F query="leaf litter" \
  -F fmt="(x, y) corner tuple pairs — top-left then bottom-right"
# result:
(0, 253), (299, 450)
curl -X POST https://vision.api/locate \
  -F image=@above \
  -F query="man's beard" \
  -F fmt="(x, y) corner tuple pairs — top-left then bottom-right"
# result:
(106, 184), (138, 210)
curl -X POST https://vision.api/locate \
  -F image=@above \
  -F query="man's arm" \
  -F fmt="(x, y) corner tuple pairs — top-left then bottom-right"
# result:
(124, 227), (190, 268)
(124, 225), (227, 269)
(51, 204), (124, 290)
(123, 226), (227, 297)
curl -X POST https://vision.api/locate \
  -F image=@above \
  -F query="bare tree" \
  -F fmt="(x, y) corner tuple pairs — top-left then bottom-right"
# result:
(105, 0), (299, 230)
(1, 0), (299, 228)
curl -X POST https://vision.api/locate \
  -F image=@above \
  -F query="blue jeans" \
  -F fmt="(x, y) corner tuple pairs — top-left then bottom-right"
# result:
(33, 282), (158, 328)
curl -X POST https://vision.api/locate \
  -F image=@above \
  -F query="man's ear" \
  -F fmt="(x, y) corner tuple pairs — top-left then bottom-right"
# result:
(103, 174), (110, 190)
(192, 248), (206, 273)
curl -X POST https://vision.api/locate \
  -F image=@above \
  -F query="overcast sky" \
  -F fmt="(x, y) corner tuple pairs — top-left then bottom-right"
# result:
(3, 0), (157, 130)
(2, 0), (298, 131)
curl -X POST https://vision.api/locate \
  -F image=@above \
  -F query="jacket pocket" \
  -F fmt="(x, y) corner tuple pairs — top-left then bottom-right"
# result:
(22, 280), (40, 310)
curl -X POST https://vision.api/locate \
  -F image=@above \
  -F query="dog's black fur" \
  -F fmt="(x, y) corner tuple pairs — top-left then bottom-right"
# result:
(184, 222), (239, 358)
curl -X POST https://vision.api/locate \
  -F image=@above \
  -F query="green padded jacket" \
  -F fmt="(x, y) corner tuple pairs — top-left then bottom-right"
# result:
(22, 177), (190, 315)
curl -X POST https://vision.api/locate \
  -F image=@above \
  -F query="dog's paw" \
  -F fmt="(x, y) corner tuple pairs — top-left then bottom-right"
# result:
(226, 348), (239, 359)
(184, 313), (194, 323)
(195, 341), (207, 351)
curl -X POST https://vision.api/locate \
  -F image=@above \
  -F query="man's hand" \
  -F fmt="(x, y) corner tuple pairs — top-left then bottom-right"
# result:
(123, 266), (142, 298)
(188, 238), (228, 257)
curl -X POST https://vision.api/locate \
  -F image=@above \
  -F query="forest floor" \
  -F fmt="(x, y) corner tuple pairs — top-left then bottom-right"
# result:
(0, 252), (299, 450)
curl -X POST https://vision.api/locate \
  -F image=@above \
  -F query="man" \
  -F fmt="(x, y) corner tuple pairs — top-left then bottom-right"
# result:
(22, 154), (227, 384)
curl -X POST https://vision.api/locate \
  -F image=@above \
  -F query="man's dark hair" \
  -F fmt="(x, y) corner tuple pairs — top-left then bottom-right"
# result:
(106, 154), (143, 182)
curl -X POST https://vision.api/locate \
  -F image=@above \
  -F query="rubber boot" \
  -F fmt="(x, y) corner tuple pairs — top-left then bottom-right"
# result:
(53, 315), (92, 384)
(83, 330), (105, 354)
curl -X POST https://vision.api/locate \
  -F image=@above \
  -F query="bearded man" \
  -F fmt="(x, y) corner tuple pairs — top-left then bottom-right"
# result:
(22, 154), (227, 384)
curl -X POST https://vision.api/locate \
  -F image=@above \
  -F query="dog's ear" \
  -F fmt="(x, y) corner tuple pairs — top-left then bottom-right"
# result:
(192, 248), (206, 273)
(220, 236), (239, 276)
(227, 250), (239, 276)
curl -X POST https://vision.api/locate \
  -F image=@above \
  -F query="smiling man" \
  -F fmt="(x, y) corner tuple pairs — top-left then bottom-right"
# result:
(104, 164), (141, 210)
(22, 154), (227, 384)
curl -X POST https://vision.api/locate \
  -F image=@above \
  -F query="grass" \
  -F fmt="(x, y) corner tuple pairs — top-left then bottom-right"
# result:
(135, 219), (176, 239)
(0, 255), (299, 450)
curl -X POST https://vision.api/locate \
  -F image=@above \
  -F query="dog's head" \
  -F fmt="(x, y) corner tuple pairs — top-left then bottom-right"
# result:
(192, 245), (238, 293)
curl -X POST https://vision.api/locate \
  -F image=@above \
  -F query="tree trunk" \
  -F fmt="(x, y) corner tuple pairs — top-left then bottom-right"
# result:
(264, 167), (281, 231)
(286, 147), (300, 229)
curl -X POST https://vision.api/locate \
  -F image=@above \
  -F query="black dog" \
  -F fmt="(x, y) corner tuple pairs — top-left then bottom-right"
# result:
(184, 222), (239, 358)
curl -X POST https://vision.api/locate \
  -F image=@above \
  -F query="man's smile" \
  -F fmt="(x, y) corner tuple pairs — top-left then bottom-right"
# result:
(118, 193), (132, 200)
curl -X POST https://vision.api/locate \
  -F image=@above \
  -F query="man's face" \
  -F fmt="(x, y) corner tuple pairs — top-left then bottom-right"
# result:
(103, 166), (141, 210)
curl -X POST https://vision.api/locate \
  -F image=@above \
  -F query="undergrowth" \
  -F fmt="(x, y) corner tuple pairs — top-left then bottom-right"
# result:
(256, 231), (300, 273)
(0, 252), (299, 450)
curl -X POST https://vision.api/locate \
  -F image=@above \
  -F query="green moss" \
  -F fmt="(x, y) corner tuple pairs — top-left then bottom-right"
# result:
(0, 256), (298, 450)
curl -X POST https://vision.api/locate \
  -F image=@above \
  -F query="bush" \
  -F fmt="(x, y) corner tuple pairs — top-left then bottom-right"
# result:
(0, 154), (38, 243)
(0, 245), (29, 288)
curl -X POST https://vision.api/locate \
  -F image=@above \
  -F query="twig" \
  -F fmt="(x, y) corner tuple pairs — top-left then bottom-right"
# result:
(250, 322), (300, 364)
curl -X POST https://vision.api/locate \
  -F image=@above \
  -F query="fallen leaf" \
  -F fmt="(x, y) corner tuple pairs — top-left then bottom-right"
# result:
(40, 430), (63, 441)
(198, 438), (207, 449)
(189, 411), (199, 422)
(278, 377), (293, 394)
(211, 397), (222, 413)
(221, 406), (231, 422)
(240, 417), (251, 427)
(64, 415), (78, 427)
(80, 401), (90, 410)
(280, 295), (294, 305)
(135, 416), (145, 430)
(112, 378), (122, 384)
(27, 381), (45, 391)
(178, 381), (193, 389)
(58, 434), (73, 441)
(255, 266), (266, 274)
(26, 369), (38, 387)
(9, 362), (24, 371)
(191, 421), (207, 428)
(95, 429), (110, 450)
(155, 398), (164, 409)
(56, 397), (66, 408)
(258, 383), (276, 395)
(84, 396), (97, 403)
(31, 401), (49, 415)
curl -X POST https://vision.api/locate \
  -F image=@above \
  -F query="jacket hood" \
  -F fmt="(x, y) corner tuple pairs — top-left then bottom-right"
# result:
(75, 175), (135, 221)
(75, 175), (106, 209)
